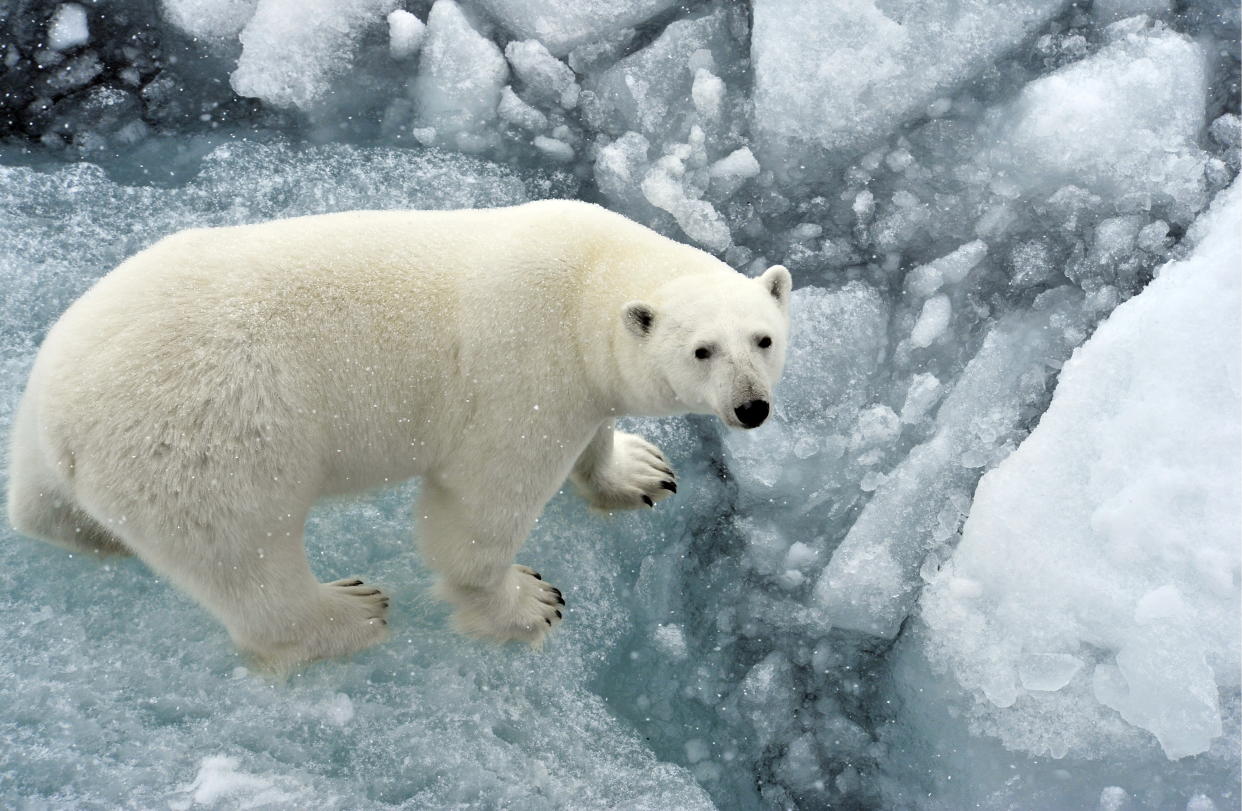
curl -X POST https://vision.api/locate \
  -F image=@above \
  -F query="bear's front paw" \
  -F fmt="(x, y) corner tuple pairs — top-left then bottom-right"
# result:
(436, 564), (565, 646)
(574, 431), (677, 512)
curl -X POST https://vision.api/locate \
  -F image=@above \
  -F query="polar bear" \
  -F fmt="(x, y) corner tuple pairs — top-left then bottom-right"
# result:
(6, 200), (791, 669)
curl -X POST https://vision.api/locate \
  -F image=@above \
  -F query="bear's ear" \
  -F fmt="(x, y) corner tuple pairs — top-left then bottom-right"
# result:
(757, 264), (792, 310)
(622, 301), (656, 338)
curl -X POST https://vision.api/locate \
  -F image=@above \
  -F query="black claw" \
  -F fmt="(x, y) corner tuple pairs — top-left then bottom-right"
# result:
(555, 610), (562, 619)
(556, 596), (565, 606)
(661, 480), (677, 493)
(341, 579), (363, 587)
(642, 495), (654, 507)
(532, 572), (542, 580)
(546, 618), (552, 626)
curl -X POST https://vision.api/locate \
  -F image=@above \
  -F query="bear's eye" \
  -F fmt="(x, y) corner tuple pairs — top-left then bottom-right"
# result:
(694, 346), (712, 360)
(757, 336), (772, 349)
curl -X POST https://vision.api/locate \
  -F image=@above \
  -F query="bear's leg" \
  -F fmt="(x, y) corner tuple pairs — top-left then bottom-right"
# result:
(569, 421), (678, 511)
(6, 412), (130, 557)
(418, 479), (564, 645)
(111, 512), (391, 671)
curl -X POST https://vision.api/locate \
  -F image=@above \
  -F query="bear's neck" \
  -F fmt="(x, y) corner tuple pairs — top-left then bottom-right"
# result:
(573, 252), (708, 420)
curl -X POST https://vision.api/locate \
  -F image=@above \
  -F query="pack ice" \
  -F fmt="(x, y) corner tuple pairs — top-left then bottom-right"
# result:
(1, 0), (1239, 808)
(920, 182), (1241, 761)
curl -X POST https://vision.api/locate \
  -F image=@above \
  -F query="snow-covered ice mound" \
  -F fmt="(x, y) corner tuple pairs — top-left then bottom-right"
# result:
(882, 181), (1242, 808)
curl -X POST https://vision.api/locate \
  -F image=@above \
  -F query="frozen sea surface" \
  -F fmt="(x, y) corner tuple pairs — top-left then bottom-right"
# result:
(1, 0), (1240, 808)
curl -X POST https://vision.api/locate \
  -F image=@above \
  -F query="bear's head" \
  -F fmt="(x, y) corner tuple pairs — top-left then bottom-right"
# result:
(621, 265), (792, 429)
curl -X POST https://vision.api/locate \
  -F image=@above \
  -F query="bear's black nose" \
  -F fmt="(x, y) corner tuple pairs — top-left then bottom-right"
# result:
(735, 399), (769, 428)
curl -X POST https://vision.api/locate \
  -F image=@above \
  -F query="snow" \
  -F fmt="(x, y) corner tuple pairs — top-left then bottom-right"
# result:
(47, 3), (89, 51)
(752, 0), (1065, 163)
(916, 181), (1241, 762)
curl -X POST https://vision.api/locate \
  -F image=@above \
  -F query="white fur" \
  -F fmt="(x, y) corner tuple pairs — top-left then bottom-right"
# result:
(6, 200), (791, 669)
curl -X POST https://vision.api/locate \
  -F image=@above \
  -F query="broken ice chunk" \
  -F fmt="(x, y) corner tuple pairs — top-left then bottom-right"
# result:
(232, 0), (396, 110)
(910, 295), (951, 348)
(162, 0), (257, 41)
(652, 624), (688, 660)
(691, 68), (724, 120)
(752, 0), (1065, 165)
(900, 373), (943, 425)
(641, 155), (731, 251)
(737, 652), (795, 745)
(992, 22), (1209, 218)
(472, 0), (680, 56)
(1133, 585), (1188, 625)
(848, 404), (901, 454)
(594, 131), (652, 213)
(587, 5), (735, 144)
(533, 135), (574, 162)
(918, 183), (1242, 761)
(905, 240), (988, 298)
(707, 147), (760, 201)
(48, 3), (90, 51)
(412, 0), (508, 152)
(505, 39), (580, 108)
(498, 86), (548, 132)
(387, 9), (426, 60)
(1093, 638), (1223, 760)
